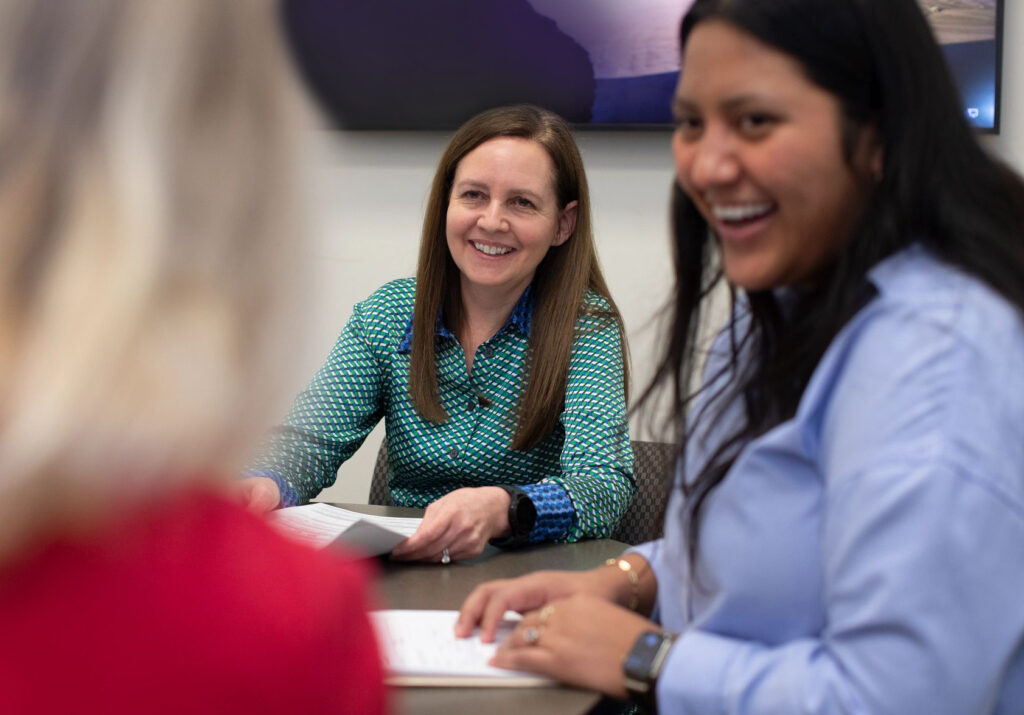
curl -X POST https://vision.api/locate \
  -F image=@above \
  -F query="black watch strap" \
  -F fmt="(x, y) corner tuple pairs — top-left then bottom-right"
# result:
(623, 629), (677, 714)
(488, 484), (537, 548)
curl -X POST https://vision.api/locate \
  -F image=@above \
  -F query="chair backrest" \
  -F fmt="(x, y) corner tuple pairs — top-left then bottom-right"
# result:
(367, 438), (677, 544)
(368, 440), (392, 506)
(611, 440), (676, 545)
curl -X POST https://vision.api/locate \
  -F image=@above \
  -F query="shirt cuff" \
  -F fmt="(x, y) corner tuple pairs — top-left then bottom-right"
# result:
(521, 483), (573, 543)
(656, 628), (739, 714)
(245, 470), (300, 508)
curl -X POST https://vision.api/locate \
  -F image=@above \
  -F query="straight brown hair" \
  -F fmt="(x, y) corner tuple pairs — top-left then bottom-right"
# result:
(410, 104), (628, 450)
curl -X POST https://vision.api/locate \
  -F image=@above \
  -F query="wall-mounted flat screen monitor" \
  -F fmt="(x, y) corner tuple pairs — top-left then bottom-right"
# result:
(283, 0), (1003, 133)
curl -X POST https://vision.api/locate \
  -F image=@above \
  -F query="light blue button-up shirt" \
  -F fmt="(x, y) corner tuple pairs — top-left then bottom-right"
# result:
(633, 246), (1024, 714)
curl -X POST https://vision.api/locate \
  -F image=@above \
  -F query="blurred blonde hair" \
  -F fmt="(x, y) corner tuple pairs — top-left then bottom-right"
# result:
(0, 0), (306, 557)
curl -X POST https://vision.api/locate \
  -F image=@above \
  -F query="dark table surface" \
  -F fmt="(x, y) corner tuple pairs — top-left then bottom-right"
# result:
(335, 503), (632, 715)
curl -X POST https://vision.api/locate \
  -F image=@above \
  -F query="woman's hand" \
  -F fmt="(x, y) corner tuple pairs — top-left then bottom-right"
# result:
(493, 595), (657, 699)
(228, 476), (281, 514)
(456, 561), (645, 642)
(389, 486), (511, 563)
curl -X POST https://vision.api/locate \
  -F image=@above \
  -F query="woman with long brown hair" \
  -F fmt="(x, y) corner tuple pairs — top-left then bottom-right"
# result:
(244, 104), (634, 562)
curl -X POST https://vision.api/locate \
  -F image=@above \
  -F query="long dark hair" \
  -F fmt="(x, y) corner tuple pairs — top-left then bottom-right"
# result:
(641, 0), (1024, 570)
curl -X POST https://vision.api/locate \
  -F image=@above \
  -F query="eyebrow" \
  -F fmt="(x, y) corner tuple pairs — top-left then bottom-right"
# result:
(672, 96), (697, 118)
(453, 179), (545, 202)
(673, 93), (774, 116)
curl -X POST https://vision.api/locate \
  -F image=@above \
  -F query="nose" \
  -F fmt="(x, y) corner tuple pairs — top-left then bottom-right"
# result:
(476, 200), (509, 233)
(677, 126), (741, 192)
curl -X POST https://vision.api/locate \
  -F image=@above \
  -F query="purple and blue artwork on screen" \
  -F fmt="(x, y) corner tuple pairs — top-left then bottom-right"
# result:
(928, 0), (1003, 130)
(282, 0), (1002, 131)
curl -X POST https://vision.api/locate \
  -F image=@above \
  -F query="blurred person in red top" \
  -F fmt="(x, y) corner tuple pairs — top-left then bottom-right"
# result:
(0, 1), (386, 713)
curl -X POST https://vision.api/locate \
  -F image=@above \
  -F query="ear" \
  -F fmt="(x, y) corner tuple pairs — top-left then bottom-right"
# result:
(855, 125), (884, 182)
(869, 142), (884, 182)
(553, 200), (578, 246)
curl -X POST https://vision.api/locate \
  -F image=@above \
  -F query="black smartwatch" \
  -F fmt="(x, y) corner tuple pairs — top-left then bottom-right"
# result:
(623, 629), (677, 713)
(489, 485), (537, 548)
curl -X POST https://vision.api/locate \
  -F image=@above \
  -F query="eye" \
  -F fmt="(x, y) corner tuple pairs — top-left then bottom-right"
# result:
(673, 115), (703, 140)
(460, 189), (485, 201)
(511, 196), (536, 210)
(737, 113), (777, 136)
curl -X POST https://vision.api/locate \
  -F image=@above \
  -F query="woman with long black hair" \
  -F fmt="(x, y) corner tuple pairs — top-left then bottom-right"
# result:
(455, 0), (1024, 712)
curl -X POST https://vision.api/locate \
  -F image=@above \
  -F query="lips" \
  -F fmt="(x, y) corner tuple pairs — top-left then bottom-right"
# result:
(711, 202), (775, 224)
(709, 202), (777, 244)
(471, 240), (514, 256)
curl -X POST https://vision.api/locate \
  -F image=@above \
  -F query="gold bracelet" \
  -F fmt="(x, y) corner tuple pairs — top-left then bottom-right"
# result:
(605, 557), (640, 611)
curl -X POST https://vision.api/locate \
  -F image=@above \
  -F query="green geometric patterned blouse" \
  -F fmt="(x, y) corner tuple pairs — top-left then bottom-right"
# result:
(250, 278), (634, 542)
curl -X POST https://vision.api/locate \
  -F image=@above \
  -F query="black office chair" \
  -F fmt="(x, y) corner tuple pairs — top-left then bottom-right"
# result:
(367, 438), (677, 545)
(368, 440), (392, 506)
(611, 440), (676, 545)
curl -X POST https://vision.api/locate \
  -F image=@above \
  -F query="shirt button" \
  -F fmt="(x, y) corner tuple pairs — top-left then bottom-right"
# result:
(448, 447), (459, 460)
(481, 345), (494, 359)
(467, 399), (476, 412)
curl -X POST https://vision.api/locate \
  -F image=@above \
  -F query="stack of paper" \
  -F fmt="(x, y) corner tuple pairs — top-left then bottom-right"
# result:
(371, 610), (555, 687)
(268, 503), (421, 556)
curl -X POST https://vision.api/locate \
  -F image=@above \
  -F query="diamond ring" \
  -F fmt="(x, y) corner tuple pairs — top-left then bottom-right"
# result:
(441, 546), (451, 565)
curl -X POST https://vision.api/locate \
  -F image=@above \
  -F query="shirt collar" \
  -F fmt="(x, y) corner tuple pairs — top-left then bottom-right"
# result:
(397, 284), (534, 353)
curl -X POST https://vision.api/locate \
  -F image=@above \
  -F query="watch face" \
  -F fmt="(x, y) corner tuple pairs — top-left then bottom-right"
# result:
(624, 632), (664, 673)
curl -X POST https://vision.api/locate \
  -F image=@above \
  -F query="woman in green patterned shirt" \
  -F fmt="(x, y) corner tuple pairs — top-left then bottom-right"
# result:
(243, 105), (635, 562)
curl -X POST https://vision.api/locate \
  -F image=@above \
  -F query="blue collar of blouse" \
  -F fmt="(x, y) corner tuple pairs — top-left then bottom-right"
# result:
(397, 284), (534, 353)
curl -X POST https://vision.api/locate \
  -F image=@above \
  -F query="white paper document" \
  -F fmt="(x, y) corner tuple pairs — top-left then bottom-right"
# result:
(268, 503), (421, 556)
(371, 610), (555, 687)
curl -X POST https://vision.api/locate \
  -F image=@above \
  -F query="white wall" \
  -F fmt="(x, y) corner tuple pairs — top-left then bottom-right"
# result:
(983, 0), (1024, 170)
(297, 2), (1024, 505)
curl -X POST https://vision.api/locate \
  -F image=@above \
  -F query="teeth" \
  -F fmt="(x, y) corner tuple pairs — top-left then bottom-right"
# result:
(472, 241), (513, 256)
(711, 203), (774, 222)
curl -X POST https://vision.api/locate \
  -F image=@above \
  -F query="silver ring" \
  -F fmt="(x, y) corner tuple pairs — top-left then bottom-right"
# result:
(441, 546), (451, 565)
(523, 626), (541, 646)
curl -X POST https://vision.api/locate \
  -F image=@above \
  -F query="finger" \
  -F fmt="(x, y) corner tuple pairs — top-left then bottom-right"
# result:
(450, 537), (486, 563)
(490, 640), (560, 676)
(493, 624), (531, 656)
(445, 528), (488, 563)
(390, 511), (451, 558)
(479, 580), (556, 642)
(455, 583), (502, 637)
(478, 588), (520, 643)
(390, 519), (441, 555)
(393, 522), (456, 562)
(407, 506), (484, 562)
(389, 539), (444, 561)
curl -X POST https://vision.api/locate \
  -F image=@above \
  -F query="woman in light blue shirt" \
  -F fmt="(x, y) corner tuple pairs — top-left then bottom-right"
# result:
(456, 0), (1024, 712)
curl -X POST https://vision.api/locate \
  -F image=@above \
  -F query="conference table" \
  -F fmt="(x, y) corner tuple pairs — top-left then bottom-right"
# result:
(337, 503), (632, 715)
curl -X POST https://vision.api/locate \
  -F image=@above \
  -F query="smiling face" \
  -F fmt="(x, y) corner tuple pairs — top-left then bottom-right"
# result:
(446, 137), (577, 304)
(672, 20), (879, 291)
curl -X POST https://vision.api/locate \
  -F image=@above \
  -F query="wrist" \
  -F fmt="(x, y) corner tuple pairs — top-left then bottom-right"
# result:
(488, 485), (536, 548)
(600, 555), (647, 611)
(623, 629), (677, 714)
(480, 486), (512, 538)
